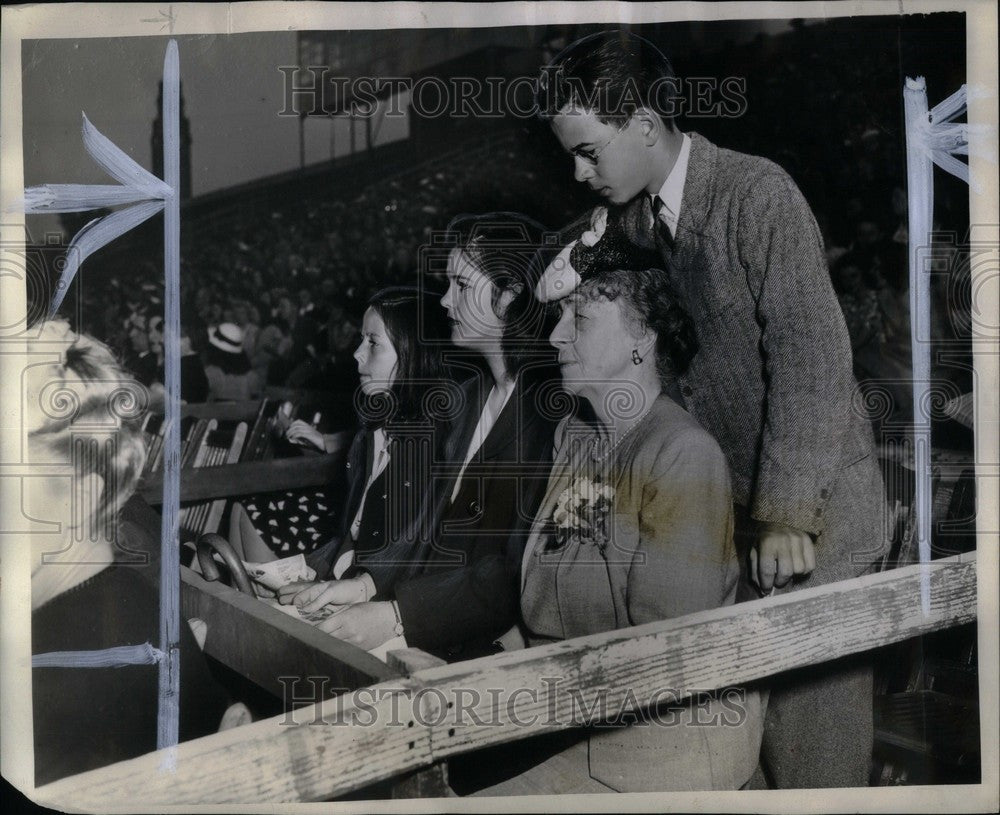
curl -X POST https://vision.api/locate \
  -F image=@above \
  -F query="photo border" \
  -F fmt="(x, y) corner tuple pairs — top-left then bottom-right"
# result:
(2, 2), (996, 812)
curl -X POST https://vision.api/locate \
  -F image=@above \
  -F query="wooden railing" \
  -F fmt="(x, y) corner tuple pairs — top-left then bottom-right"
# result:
(33, 553), (977, 806)
(139, 453), (347, 505)
(138, 397), (353, 505)
(179, 566), (396, 697)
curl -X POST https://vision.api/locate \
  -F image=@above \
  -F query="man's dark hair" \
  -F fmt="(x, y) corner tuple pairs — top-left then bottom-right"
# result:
(537, 30), (679, 128)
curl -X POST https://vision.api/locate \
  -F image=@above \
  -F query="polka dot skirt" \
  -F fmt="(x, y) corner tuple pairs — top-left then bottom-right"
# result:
(242, 488), (338, 557)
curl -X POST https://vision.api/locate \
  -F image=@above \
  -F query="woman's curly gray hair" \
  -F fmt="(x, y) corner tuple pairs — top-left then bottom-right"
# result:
(570, 210), (698, 379)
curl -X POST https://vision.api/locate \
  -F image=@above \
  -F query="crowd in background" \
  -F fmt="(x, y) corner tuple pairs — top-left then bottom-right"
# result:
(48, 18), (970, 436)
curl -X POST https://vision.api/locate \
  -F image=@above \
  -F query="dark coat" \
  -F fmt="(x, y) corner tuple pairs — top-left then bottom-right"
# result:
(32, 564), (229, 785)
(365, 373), (560, 661)
(305, 421), (444, 580)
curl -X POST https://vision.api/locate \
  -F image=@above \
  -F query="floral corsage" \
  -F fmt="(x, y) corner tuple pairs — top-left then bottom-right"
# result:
(547, 476), (615, 557)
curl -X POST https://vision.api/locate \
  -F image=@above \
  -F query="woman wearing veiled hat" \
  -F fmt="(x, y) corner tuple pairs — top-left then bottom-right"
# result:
(465, 214), (764, 795)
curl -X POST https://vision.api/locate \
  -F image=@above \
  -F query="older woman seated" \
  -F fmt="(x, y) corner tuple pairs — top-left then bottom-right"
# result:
(475, 234), (763, 794)
(25, 320), (238, 786)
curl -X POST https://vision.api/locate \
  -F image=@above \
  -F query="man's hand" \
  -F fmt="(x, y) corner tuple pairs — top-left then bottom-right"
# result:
(292, 578), (368, 613)
(750, 521), (817, 594)
(315, 602), (397, 650)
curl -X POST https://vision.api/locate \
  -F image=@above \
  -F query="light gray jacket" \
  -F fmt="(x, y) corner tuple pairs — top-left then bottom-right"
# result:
(520, 395), (763, 791)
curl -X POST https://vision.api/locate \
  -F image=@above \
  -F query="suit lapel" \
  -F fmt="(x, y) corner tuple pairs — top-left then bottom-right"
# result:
(520, 451), (572, 591)
(445, 378), (484, 463)
(675, 132), (716, 242)
(479, 377), (528, 462)
(659, 132), (717, 292)
(339, 430), (371, 540)
(519, 414), (596, 592)
(622, 134), (716, 283)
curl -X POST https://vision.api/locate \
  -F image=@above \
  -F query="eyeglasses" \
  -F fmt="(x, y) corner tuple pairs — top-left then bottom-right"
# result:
(570, 118), (631, 165)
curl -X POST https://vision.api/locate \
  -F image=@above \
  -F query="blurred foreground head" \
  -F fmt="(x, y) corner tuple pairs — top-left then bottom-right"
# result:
(24, 320), (147, 571)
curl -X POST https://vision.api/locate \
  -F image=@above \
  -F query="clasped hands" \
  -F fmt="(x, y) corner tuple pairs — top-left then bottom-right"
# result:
(275, 577), (397, 651)
(750, 521), (817, 595)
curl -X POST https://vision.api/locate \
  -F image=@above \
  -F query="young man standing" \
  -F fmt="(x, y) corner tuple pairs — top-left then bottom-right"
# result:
(537, 30), (887, 788)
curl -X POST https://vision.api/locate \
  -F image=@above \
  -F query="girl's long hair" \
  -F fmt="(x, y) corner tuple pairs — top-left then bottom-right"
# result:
(357, 286), (453, 431)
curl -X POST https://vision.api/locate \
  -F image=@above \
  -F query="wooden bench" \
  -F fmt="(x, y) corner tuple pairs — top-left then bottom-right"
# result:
(139, 451), (348, 506)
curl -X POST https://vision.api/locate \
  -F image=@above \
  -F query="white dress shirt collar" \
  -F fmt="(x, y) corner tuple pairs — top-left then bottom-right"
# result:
(651, 132), (692, 239)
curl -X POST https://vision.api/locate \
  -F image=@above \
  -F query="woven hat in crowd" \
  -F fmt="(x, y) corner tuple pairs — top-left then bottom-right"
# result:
(207, 322), (244, 354)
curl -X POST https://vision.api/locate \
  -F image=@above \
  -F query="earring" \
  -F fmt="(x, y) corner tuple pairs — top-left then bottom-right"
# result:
(631, 348), (643, 365)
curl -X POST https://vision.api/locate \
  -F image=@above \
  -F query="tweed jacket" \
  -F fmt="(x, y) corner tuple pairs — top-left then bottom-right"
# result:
(519, 395), (763, 791)
(570, 133), (886, 580)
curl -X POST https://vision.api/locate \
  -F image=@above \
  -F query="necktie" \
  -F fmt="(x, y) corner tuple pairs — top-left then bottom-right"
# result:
(650, 195), (675, 251)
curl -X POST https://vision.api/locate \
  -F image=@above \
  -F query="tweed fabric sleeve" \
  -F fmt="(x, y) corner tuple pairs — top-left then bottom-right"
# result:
(735, 170), (857, 536)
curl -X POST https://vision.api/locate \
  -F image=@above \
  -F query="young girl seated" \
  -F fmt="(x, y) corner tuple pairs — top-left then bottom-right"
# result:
(233, 287), (455, 644)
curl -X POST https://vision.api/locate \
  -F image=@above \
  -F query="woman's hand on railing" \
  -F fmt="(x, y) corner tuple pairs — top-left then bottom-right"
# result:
(284, 419), (326, 451)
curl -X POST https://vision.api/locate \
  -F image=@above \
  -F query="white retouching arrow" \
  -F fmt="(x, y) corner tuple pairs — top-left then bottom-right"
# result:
(18, 40), (185, 762)
(20, 112), (173, 316)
